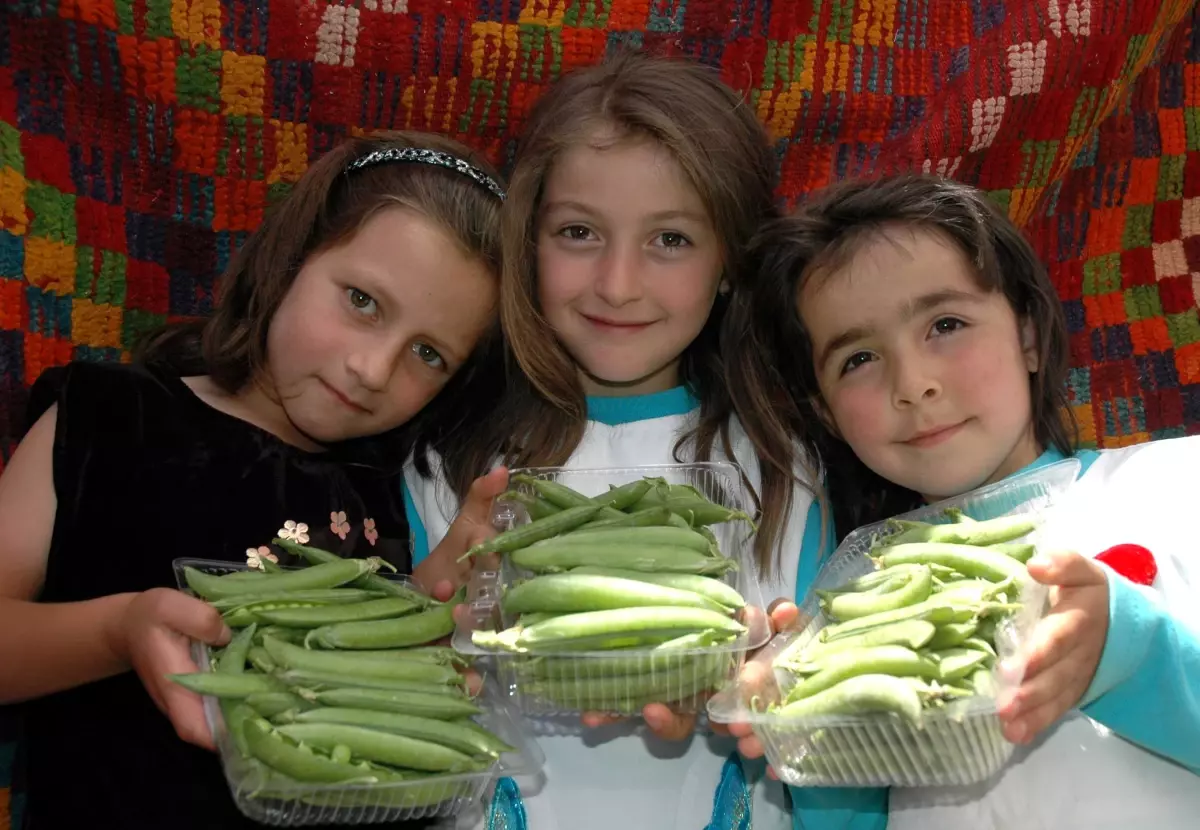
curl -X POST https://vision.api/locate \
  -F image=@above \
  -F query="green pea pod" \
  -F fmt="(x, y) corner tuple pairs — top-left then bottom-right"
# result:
(819, 598), (977, 643)
(275, 668), (468, 697)
(571, 507), (675, 532)
(511, 543), (735, 575)
(931, 647), (991, 682)
(184, 558), (380, 601)
(276, 722), (487, 773)
(243, 718), (397, 784)
(168, 671), (285, 698)
(774, 673), (923, 724)
(474, 605), (745, 652)
(500, 573), (731, 616)
(522, 659), (728, 708)
(629, 482), (757, 529)
(307, 687), (482, 719)
(884, 514), (1037, 546)
(821, 566), (933, 621)
(566, 567), (745, 609)
(304, 591), (461, 650)
(272, 538), (433, 608)
(548, 525), (716, 555)
(216, 625), (257, 756)
(247, 646), (276, 674)
(246, 691), (316, 717)
(873, 542), (1029, 584)
(462, 504), (604, 560)
(784, 646), (939, 702)
(775, 620), (938, 670)
(925, 621), (978, 649)
(252, 596), (421, 628)
(509, 475), (625, 519)
(283, 707), (514, 758)
(497, 489), (562, 521)
(990, 542), (1036, 563)
(519, 631), (732, 680)
(211, 588), (387, 612)
(260, 635), (461, 685)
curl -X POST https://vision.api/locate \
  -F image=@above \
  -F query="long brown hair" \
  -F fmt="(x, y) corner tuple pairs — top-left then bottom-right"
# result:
(136, 130), (507, 476)
(732, 174), (1076, 540)
(426, 49), (796, 572)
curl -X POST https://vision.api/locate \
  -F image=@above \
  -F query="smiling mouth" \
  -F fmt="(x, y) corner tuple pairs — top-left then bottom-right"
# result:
(321, 380), (371, 414)
(581, 314), (655, 331)
(903, 422), (966, 448)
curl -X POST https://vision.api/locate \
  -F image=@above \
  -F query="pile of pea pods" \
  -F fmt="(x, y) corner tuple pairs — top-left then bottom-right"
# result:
(462, 473), (762, 714)
(171, 546), (517, 816)
(770, 511), (1039, 730)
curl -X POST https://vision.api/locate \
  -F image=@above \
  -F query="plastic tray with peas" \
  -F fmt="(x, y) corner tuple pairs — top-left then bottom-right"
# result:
(171, 557), (544, 827)
(706, 459), (1081, 788)
(453, 462), (773, 717)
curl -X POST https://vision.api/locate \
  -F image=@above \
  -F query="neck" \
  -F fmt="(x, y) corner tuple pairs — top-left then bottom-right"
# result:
(188, 375), (326, 452)
(579, 361), (680, 397)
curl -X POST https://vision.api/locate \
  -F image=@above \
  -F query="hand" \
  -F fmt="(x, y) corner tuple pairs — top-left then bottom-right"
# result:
(113, 588), (232, 750)
(582, 599), (804, 742)
(997, 550), (1109, 744)
(413, 467), (509, 599)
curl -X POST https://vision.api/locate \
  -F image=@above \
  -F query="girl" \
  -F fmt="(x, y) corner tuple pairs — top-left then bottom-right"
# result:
(404, 51), (819, 830)
(727, 173), (1200, 829)
(0, 130), (510, 829)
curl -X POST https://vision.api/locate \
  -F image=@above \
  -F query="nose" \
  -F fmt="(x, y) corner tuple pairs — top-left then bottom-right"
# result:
(593, 243), (644, 307)
(345, 340), (399, 393)
(890, 352), (941, 408)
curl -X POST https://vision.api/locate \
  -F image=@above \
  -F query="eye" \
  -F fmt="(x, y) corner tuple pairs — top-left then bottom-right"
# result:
(411, 341), (446, 371)
(930, 316), (966, 336)
(558, 225), (594, 242)
(346, 287), (378, 316)
(655, 231), (690, 249)
(840, 351), (876, 376)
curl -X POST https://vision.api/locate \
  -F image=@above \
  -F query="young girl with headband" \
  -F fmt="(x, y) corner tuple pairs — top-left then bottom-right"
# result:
(0, 131), (508, 829)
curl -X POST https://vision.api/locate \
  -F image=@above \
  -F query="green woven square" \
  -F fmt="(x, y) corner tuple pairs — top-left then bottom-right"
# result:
(0, 122), (22, 173)
(26, 183), (75, 243)
(1122, 205), (1153, 250)
(145, 0), (174, 40)
(1157, 154), (1185, 202)
(1186, 107), (1200, 153)
(74, 248), (127, 305)
(830, 0), (854, 45)
(123, 309), (167, 352)
(1068, 88), (1101, 138)
(220, 116), (267, 180)
(267, 182), (293, 209)
(115, 0), (136, 35)
(519, 25), (563, 81)
(986, 189), (1012, 216)
(1165, 310), (1200, 348)
(565, 0), (608, 28)
(764, 36), (817, 87)
(177, 47), (222, 114)
(1083, 253), (1121, 296)
(1124, 285), (1163, 322)
(1020, 140), (1058, 189)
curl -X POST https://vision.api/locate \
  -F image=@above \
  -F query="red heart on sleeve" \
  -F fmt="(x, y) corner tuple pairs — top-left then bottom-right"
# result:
(1094, 543), (1158, 586)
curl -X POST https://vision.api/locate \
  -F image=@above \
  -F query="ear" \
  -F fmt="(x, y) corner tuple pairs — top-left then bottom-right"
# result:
(717, 279), (732, 296)
(1019, 317), (1040, 373)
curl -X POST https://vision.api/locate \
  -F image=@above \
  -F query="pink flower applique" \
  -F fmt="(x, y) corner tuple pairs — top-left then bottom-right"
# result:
(363, 517), (378, 546)
(330, 510), (350, 540)
(246, 546), (278, 571)
(278, 520), (310, 544)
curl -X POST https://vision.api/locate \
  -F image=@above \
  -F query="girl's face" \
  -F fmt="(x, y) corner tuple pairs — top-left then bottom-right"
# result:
(536, 133), (724, 396)
(263, 205), (496, 445)
(799, 227), (1041, 502)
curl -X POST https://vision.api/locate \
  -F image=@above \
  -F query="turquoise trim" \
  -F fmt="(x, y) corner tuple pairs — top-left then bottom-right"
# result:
(706, 753), (752, 830)
(794, 497), (836, 605)
(1018, 446), (1102, 479)
(485, 777), (527, 830)
(401, 478), (430, 567)
(585, 386), (698, 426)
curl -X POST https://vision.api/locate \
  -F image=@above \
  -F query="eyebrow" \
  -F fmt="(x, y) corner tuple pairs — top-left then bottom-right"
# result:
(814, 288), (985, 372)
(541, 200), (707, 225)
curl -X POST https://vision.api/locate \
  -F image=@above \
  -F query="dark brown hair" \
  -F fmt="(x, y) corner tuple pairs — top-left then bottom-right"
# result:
(730, 173), (1076, 541)
(135, 130), (507, 477)
(420, 49), (792, 572)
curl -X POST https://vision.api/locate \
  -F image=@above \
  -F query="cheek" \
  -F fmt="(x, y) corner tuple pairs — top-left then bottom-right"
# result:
(536, 245), (582, 315)
(946, 335), (1030, 413)
(827, 380), (890, 447)
(661, 264), (720, 329)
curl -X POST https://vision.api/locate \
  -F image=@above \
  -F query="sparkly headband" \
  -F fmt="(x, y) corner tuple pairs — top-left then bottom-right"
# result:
(345, 147), (506, 201)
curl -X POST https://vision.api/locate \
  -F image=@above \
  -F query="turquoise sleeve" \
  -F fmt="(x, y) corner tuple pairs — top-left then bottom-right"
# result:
(790, 497), (891, 830)
(1079, 568), (1200, 773)
(401, 478), (431, 567)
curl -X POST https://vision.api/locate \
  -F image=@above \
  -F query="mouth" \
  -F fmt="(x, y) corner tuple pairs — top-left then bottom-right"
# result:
(580, 313), (656, 332)
(902, 421), (967, 448)
(320, 379), (371, 414)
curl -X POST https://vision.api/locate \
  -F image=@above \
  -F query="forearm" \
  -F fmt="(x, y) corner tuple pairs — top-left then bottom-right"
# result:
(0, 593), (135, 703)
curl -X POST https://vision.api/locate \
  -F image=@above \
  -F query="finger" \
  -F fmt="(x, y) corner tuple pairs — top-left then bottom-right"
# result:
(768, 601), (802, 634)
(643, 704), (696, 741)
(1026, 550), (1107, 589)
(726, 721), (755, 739)
(581, 712), (625, 729)
(1001, 684), (1079, 744)
(156, 590), (232, 647)
(766, 764), (779, 781)
(998, 651), (1085, 721)
(1013, 606), (1087, 680)
(460, 467), (511, 525)
(430, 579), (456, 603)
(737, 660), (777, 707)
(737, 733), (765, 760)
(460, 668), (484, 697)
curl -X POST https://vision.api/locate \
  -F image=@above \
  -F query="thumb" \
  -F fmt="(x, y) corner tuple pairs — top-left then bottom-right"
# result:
(460, 467), (511, 525)
(164, 592), (232, 647)
(1026, 550), (1106, 590)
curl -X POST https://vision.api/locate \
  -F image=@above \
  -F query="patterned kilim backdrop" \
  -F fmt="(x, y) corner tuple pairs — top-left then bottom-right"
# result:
(1, 0), (1200, 825)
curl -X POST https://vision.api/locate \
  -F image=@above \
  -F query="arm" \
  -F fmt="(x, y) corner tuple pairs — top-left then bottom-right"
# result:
(1079, 570), (1200, 773)
(0, 406), (135, 702)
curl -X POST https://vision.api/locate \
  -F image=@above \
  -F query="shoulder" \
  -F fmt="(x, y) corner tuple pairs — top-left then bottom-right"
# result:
(28, 361), (185, 435)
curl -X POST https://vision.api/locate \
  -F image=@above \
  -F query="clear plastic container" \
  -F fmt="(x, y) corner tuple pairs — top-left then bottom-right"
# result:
(707, 459), (1081, 788)
(173, 557), (545, 826)
(452, 462), (773, 716)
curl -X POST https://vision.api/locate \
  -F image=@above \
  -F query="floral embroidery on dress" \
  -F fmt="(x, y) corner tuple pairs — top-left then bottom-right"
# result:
(246, 546), (278, 571)
(330, 510), (350, 540)
(278, 520), (310, 544)
(363, 517), (378, 546)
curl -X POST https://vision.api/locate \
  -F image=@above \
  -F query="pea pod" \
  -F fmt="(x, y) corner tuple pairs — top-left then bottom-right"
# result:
(873, 542), (1029, 584)
(785, 646), (939, 702)
(260, 636), (461, 685)
(819, 598), (977, 643)
(183, 558), (380, 601)
(211, 588), (386, 612)
(821, 566), (933, 621)
(775, 673), (923, 724)
(272, 538), (433, 607)
(250, 596), (420, 628)
(276, 722), (487, 772)
(511, 543), (735, 575)
(930, 647), (991, 682)
(282, 707), (515, 758)
(462, 504), (604, 559)
(548, 526), (717, 555)
(990, 542), (1036, 563)
(814, 564), (928, 597)
(497, 489), (561, 520)
(522, 659), (727, 707)
(243, 718), (397, 784)
(925, 621), (978, 649)
(519, 631), (732, 680)
(501, 573), (731, 616)
(883, 514), (1037, 546)
(307, 687), (482, 719)
(276, 668), (468, 697)
(566, 567), (746, 610)
(509, 475), (625, 519)
(571, 506), (675, 532)
(168, 671), (285, 698)
(305, 592), (460, 650)
(474, 606), (745, 652)
(776, 620), (938, 670)
(246, 691), (316, 717)
(216, 624), (257, 756)
(630, 481), (756, 529)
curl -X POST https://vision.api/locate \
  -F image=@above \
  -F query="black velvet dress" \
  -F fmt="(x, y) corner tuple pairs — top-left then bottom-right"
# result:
(10, 361), (432, 829)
